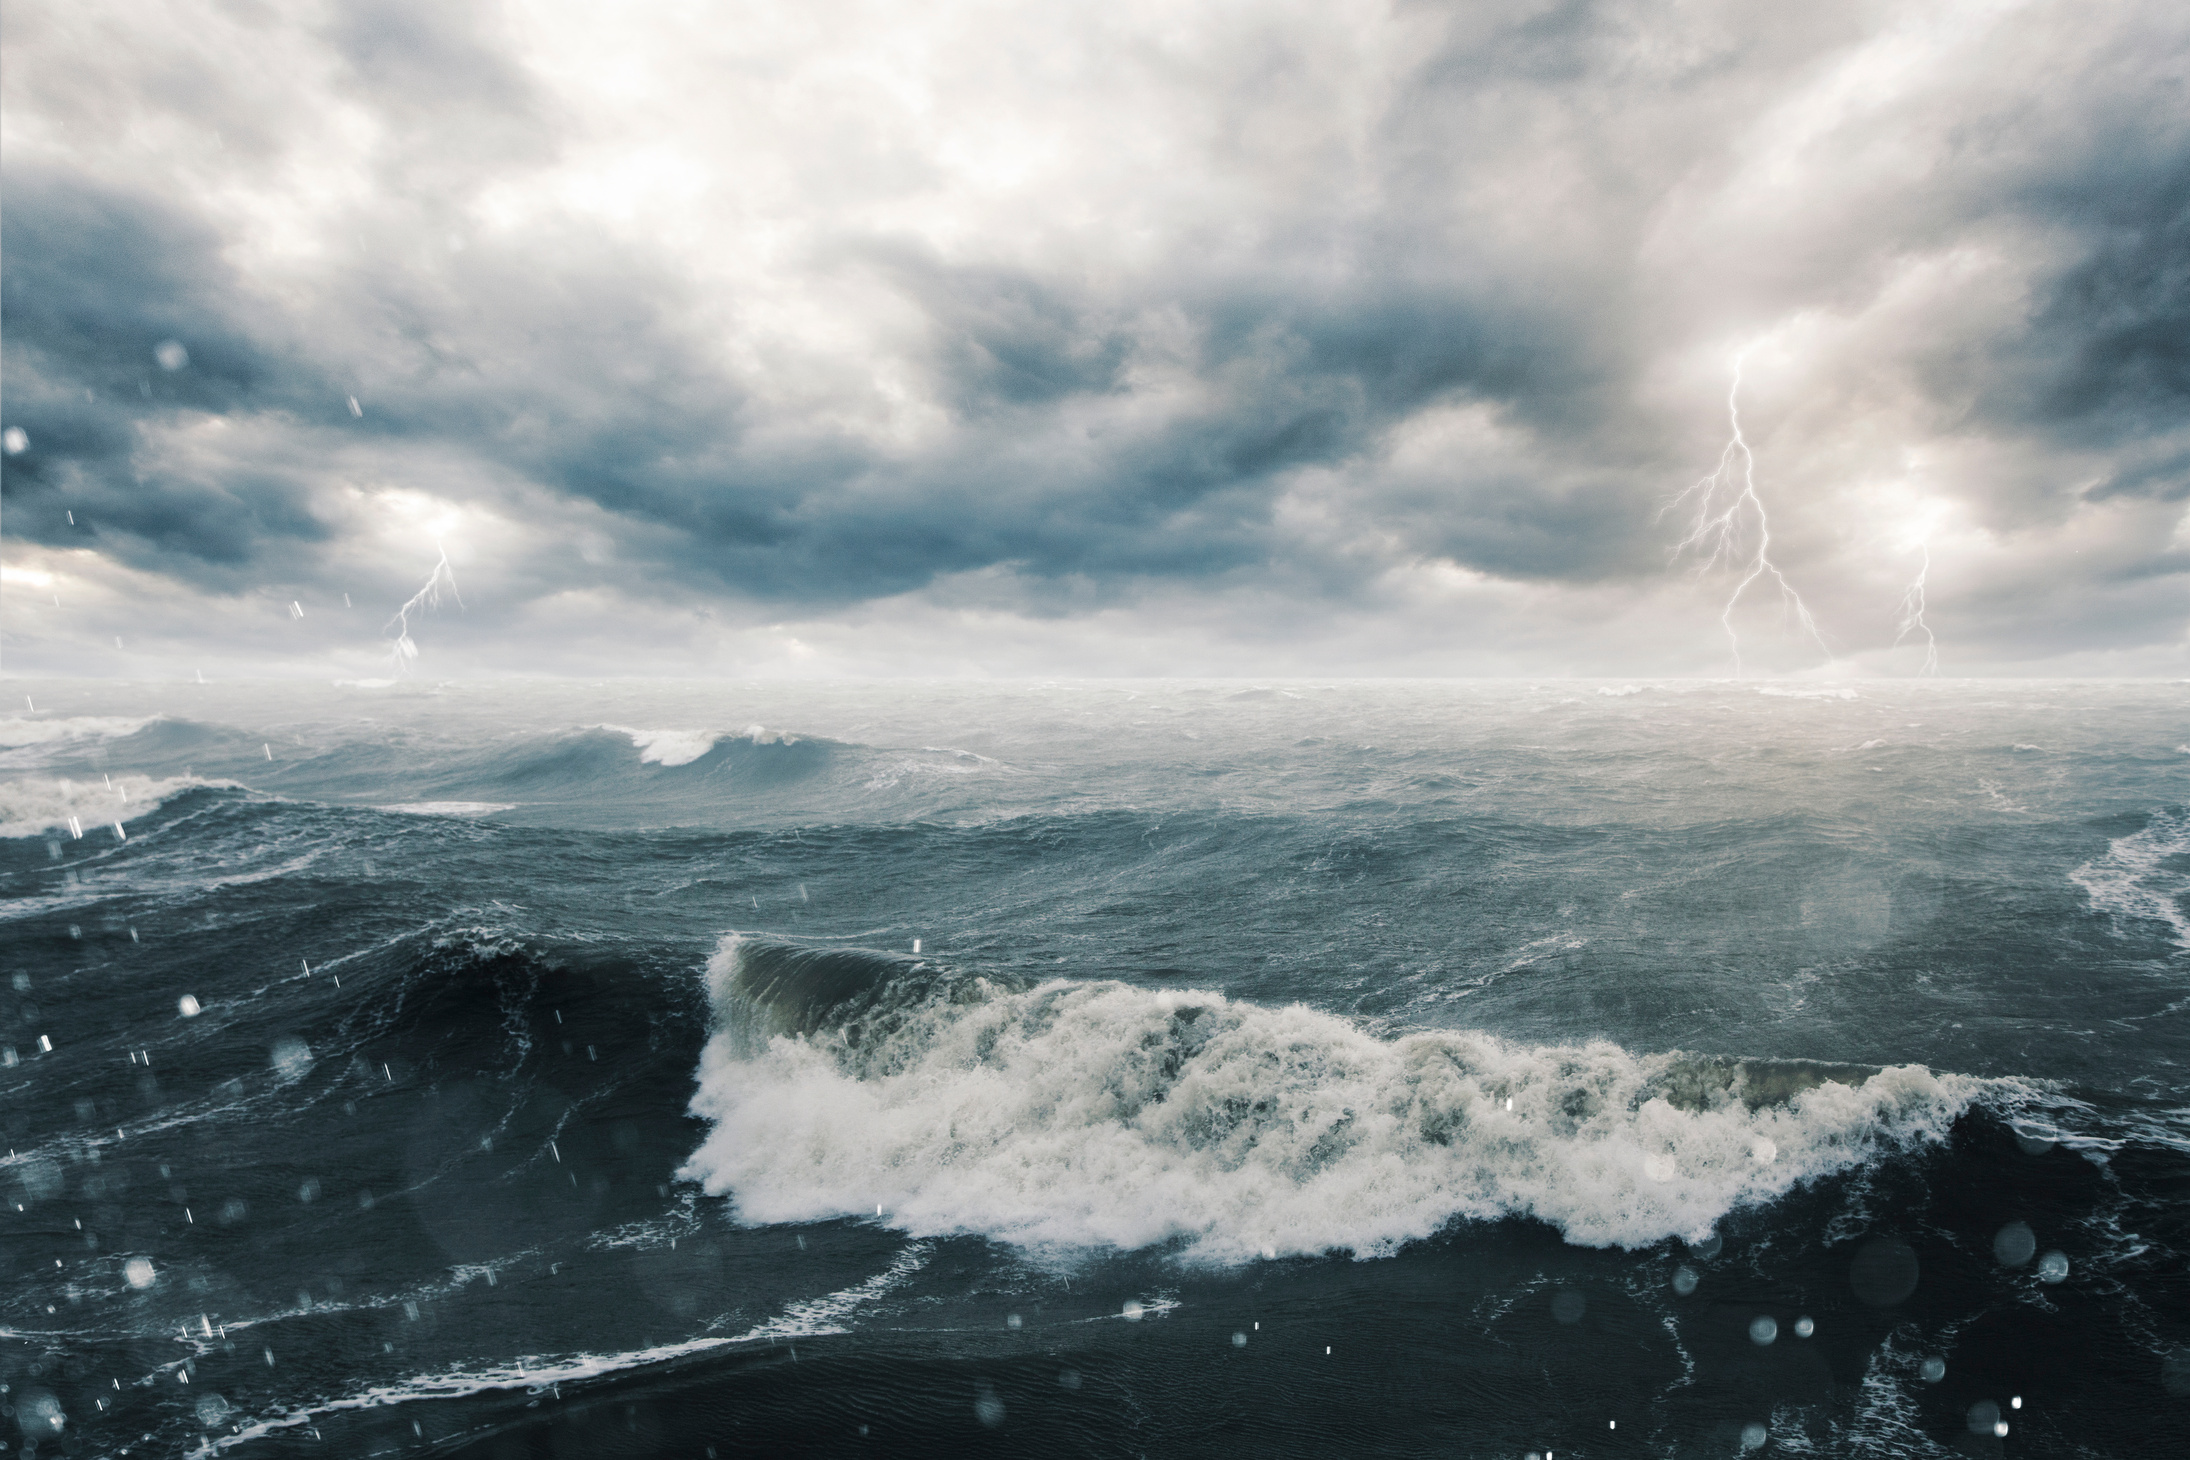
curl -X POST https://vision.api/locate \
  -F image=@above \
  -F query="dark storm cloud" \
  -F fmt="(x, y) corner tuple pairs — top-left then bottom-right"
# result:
(0, 170), (341, 571)
(4, 0), (2187, 671)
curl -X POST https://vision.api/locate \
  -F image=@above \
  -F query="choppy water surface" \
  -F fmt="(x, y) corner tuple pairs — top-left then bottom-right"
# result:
(3, 679), (2186, 1457)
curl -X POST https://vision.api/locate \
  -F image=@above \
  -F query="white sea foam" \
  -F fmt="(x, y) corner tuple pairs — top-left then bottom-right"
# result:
(725, 1240), (930, 1343)
(2070, 808), (2190, 952)
(0, 715), (155, 748)
(680, 938), (1990, 1261)
(0, 775), (210, 839)
(1758, 687), (1858, 700)
(1596, 685), (1645, 697)
(601, 725), (720, 766)
(187, 1244), (930, 1458)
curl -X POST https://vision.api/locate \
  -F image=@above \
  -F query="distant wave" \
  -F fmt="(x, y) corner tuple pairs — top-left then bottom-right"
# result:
(0, 715), (159, 749)
(597, 723), (801, 768)
(373, 802), (517, 818)
(0, 774), (218, 839)
(2071, 807), (2190, 952)
(1758, 686), (1858, 700)
(680, 937), (1998, 1261)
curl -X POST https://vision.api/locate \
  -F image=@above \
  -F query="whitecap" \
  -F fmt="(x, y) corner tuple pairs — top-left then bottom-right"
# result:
(0, 715), (155, 748)
(679, 937), (1995, 1262)
(0, 774), (213, 839)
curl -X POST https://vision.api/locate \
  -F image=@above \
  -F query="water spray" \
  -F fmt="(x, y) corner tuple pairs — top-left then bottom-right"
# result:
(1664, 357), (1830, 673)
(385, 544), (463, 674)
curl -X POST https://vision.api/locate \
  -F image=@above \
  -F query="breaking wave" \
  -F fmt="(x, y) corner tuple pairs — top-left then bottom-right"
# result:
(0, 715), (158, 749)
(680, 937), (1998, 1261)
(0, 774), (217, 839)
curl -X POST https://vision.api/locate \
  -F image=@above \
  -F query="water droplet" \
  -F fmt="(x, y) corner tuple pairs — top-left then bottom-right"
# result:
(270, 1036), (314, 1079)
(1671, 1266), (1699, 1296)
(1740, 1422), (1768, 1451)
(178, 995), (201, 1017)
(125, 1257), (156, 1289)
(1921, 1356), (1947, 1383)
(3, 426), (27, 454)
(2036, 1250), (2070, 1283)
(1748, 1315), (1779, 1346)
(155, 340), (190, 371)
(1121, 1300), (1144, 1322)
(1793, 1316), (1815, 1338)
(1993, 1221), (2036, 1267)
(1231, 1331), (1247, 1347)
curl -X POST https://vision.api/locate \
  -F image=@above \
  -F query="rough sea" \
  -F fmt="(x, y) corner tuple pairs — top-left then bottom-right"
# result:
(3, 679), (2186, 1459)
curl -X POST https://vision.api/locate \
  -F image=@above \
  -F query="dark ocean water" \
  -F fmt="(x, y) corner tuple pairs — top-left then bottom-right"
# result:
(2, 679), (2186, 1459)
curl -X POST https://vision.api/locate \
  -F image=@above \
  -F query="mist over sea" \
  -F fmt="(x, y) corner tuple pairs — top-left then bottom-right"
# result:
(3, 678), (2186, 1458)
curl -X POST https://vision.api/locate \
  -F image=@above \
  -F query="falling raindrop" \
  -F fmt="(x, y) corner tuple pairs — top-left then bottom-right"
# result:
(179, 995), (202, 1017)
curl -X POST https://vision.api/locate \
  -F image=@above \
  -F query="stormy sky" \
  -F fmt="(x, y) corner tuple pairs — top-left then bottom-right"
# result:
(2, 0), (2185, 678)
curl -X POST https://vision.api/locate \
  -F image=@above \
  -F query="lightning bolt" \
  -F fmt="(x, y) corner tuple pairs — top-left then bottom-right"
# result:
(385, 544), (463, 673)
(1663, 356), (1830, 674)
(1893, 541), (1939, 675)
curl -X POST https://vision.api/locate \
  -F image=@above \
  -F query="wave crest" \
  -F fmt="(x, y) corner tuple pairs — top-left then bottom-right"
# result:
(680, 937), (1991, 1261)
(0, 715), (158, 749)
(0, 774), (216, 839)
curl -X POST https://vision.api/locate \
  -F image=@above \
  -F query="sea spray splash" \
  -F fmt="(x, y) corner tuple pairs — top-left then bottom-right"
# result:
(680, 936), (1994, 1260)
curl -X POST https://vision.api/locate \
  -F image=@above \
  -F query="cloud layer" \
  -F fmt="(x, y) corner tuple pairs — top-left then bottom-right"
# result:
(3, 0), (2186, 677)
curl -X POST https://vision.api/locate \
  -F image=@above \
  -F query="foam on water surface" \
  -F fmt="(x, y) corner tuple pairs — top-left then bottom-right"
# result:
(0, 774), (214, 839)
(603, 725), (722, 767)
(681, 937), (1995, 1260)
(2071, 806), (2190, 952)
(0, 715), (158, 749)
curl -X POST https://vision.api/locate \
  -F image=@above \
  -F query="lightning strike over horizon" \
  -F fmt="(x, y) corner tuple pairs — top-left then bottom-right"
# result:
(1894, 541), (1940, 675)
(385, 544), (463, 674)
(1664, 357), (1830, 674)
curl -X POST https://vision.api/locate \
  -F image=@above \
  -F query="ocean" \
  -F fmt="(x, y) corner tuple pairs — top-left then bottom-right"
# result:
(2, 678), (2186, 1458)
